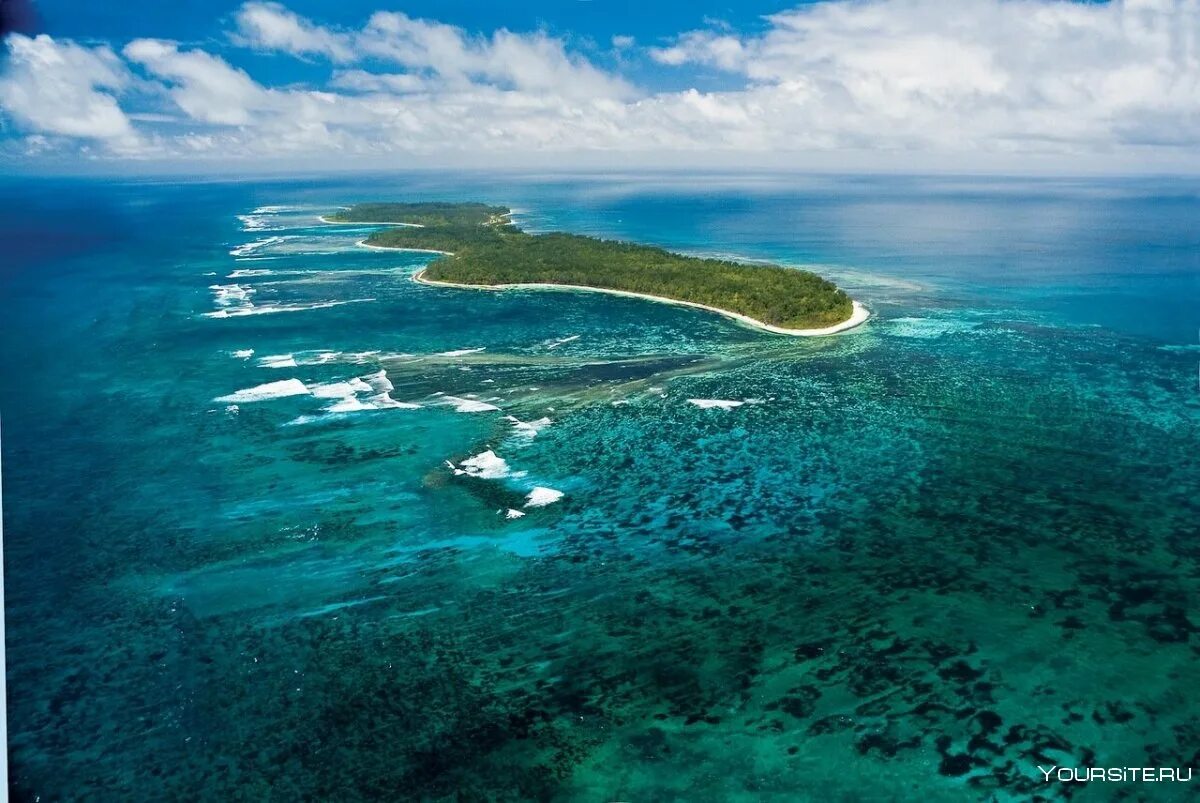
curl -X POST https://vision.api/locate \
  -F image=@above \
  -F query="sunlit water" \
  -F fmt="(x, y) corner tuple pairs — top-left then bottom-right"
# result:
(2, 173), (1198, 801)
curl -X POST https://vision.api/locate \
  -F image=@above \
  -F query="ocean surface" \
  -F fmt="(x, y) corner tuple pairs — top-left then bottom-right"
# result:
(2, 172), (1198, 801)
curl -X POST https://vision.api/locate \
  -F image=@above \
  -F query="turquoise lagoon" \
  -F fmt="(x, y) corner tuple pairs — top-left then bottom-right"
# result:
(2, 174), (1198, 800)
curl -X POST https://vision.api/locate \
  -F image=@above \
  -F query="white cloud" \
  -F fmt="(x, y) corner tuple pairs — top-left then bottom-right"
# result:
(122, 38), (388, 154)
(2, 1), (1200, 170)
(0, 34), (139, 147)
(233, 1), (355, 62)
(648, 0), (1200, 154)
(330, 70), (431, 94)
(124, 39), (268, 125)
(232, 3), (635, 101)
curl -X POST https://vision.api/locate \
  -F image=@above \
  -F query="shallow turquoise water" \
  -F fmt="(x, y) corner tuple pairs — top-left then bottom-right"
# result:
(2, 174), (1198, 800)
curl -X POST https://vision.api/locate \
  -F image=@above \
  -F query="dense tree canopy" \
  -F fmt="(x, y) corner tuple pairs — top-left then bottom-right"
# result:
(339, 202), (853, 330)
(329, 202), (510, 227)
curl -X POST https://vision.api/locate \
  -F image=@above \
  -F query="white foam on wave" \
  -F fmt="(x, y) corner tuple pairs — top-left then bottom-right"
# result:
(362, 369), (393, 393)
(366, 393), (421, 410)
(309, 371), (421, 414)
(229, 267), (413, 281)
(688, 399), (744, 410)
(210, 284), (255, 307)
(454, 450), (523, 480)
(215, 379), (309, 403)
(253, 205), (308, 214)
(345, 350), (386, 363)
(544, 335), (580, 350)
(440, 395), (500, 413)
(324, 396), (374, 413)
(311, 378), (374, 398)
(259, 354), (298, 368)
(255, 350), (409, 368)
(238, 206), (322, 232)
(230, 235), (298, 257)
(237, 214), (274, 232)
(504, 508), (526, 520)
(231, 349), (255, 359)
(524, 487), (564, 508)
(505, 415), (552, 438)
(438, 347), (486, 357)
(203, 299), (375, 318)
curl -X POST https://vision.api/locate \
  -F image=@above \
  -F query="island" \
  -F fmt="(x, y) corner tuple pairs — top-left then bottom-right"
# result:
(326, 202), (868, 335)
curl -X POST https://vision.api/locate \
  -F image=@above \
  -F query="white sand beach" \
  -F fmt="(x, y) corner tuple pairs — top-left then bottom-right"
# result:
(318, 216), (425, 227)
(412, 270), (869, 337)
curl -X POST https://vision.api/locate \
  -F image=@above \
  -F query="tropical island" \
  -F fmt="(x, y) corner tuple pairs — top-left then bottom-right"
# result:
(326, 202), (867, 335)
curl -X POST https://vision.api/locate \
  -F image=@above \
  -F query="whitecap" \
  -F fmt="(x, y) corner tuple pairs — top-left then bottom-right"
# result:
(544, 335), (580, 350)
(524, 487), (564, 508)
(454, 450), (515, 479)
(210, 284), (255, 307)
(252, 204), (305, 214)
(258, 353), (298, 368)
(504, 508), (526, 520)
(440, 395), (500, 413)
(325, 396), (375, 414)
(229, 235), (294, 257)
(505, 415), (552, 438)
(203, 299), (375, 318)
(215, 379), (309, 403)
(362, 369), (394, 393)
(438, 347), (486, 357)
(310, 378), (374, 399)
(366, 393), (421, 410)
(306, 373), (420, 414)
(231, 349), (254, 359)
(237, 214), (276, 232)
(688, 399), (744, 410)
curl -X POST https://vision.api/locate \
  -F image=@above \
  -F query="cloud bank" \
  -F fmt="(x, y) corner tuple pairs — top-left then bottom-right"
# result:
(2, 0), (1198, 171)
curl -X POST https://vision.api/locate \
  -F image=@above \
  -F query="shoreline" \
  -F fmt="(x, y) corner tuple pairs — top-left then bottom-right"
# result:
(412, 269), (868, 337)
(318, 216), (425, 227)
(356, 240), (454, 255)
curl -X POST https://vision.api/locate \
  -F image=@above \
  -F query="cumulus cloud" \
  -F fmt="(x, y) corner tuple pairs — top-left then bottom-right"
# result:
(356, 11), (635, 100)
(649, 0), (1200, 153)
(233, 1), (354, 62)
(1, 0), (1199, 168)
(124, 39), (269, 125)
(232, 2), (633, 100)
(123, 38), (390, 154)
(0, 34), (139, 146)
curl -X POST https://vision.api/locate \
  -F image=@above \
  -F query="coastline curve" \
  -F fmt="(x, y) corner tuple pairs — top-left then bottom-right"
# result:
(412, 269), (869, 337)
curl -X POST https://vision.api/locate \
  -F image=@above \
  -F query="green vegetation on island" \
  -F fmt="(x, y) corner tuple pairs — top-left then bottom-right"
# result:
(337, 202), (854, 330)
(328, 202), (510, 227)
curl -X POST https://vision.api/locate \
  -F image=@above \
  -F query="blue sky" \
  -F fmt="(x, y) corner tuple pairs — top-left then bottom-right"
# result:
(28, 1), (795, 48)
(2, 0), (1198, 173)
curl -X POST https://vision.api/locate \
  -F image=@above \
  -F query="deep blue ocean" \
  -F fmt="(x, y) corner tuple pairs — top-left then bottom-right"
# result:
(2, 173), (1198, 800)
